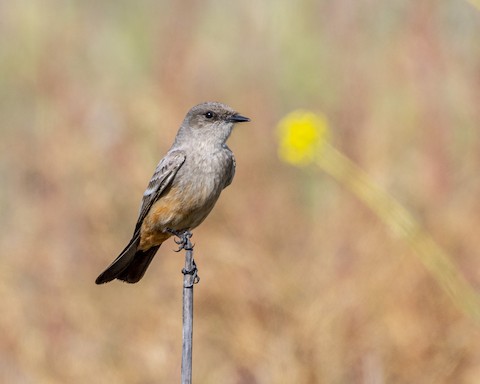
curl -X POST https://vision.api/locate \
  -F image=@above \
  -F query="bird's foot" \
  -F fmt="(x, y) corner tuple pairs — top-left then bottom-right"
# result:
(166, 229), (194, 252)
(166, 228), (199, 286)
(182, 259), (200, 287)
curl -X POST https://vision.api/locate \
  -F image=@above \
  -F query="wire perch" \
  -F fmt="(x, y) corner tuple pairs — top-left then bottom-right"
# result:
(175, 230), (199, 384)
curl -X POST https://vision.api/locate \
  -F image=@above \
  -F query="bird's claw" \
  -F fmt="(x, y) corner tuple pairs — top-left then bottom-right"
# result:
(182, 259), (200, 287)
(166, 228), (199, 286)
(167, 229), (194, 251)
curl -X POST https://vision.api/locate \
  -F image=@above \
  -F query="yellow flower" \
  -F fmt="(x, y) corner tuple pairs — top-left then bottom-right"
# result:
(276, 108), (480, 322)
(277, 110), (330, 166)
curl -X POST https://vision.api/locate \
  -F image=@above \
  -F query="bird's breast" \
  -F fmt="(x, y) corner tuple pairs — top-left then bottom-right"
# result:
(146, 152), (229, 230)
(179, 148), (232, 196)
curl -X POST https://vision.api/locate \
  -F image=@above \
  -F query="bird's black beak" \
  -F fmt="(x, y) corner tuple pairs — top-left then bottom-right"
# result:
(228, 113), (250, 123)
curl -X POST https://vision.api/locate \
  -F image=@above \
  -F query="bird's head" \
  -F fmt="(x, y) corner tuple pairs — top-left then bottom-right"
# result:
(176, 102), (250, 145)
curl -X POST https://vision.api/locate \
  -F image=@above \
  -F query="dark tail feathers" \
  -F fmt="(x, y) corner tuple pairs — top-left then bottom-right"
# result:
(95, 235), (160, 284)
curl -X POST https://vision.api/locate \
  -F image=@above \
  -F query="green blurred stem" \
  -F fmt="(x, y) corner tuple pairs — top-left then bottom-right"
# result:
(317, 143), (480, 322)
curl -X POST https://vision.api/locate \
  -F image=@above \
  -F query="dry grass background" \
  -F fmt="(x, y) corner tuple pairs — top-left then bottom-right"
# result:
(1, 1), (480, 383)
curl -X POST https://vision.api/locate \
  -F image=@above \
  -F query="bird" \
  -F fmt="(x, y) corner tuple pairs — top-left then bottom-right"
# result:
(95, 102), (250, 284)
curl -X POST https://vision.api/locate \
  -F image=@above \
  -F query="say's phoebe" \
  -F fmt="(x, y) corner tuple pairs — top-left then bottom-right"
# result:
(95, 102), (250, 284)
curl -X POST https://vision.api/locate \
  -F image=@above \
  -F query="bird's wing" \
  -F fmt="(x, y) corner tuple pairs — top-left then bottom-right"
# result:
(224, 150), (236, 188)
(133, 150), (186, 233)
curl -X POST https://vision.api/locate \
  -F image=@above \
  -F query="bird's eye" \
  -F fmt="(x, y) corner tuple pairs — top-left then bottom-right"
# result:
(205, 111), (215, 119)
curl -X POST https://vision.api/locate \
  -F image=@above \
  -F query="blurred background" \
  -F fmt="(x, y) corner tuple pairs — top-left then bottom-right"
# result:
(1, 0), (480, 383)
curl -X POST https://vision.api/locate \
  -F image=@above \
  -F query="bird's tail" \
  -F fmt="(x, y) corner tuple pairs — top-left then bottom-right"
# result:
(95, 234), (160, 284)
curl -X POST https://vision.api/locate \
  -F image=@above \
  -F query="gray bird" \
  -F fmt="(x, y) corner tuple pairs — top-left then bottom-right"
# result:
(95, 102), (250, 284)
